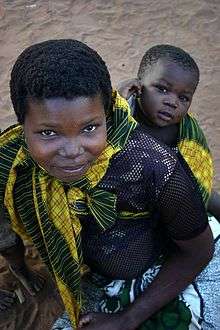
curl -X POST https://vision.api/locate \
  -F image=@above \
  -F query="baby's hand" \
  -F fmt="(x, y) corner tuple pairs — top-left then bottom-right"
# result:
(116, 78), (141, 99)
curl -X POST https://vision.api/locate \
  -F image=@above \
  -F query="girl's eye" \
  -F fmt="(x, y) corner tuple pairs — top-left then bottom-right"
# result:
(83, 125), (97, 133)
(41, 130), (56, 136)
(179, 95), (189, 102)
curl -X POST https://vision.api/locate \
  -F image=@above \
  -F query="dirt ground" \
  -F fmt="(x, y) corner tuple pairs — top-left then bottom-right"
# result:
(0, 0), (219, 329)
(0, 251), (63, 330)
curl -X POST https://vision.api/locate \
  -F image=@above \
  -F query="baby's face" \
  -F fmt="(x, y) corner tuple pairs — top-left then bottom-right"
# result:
(23, 95), (107, 182)
(139, 59), (198, 127)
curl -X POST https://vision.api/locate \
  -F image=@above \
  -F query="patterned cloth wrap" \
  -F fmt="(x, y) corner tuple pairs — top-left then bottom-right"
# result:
(178, 113), (213, 206)
(0, 91), (136, 328)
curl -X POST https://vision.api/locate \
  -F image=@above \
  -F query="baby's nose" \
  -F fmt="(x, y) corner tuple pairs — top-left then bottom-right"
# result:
(163, 96), (178, 109)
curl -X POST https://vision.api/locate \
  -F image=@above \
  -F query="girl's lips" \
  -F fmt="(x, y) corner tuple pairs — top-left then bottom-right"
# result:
(59, 164), (87, 173)
(52, 163), (89, 179)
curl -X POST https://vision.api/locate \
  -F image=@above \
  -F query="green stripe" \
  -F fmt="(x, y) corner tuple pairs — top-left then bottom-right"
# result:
(107, 106), (137, 149)
(14, 167), (52, 271)
(179, 115), (210, 152)
(70, 200), (89, 215)
(13, 164), (82, 300)
(34, 168), (81, 299)
(0, 136), (22, 228)
(87, 189), (117, 230)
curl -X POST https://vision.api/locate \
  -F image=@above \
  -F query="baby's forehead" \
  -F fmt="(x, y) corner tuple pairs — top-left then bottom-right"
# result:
(148, 58), (193, 74)
(143, 59), (198, 86)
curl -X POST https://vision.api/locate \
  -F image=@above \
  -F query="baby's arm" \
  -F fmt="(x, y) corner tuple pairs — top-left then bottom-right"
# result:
(207, 189), (220, 221)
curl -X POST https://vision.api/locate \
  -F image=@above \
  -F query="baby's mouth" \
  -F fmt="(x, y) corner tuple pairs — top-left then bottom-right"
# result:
(157, 110), (174, 121)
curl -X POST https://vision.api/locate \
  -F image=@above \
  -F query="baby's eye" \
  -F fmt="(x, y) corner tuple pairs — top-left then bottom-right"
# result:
(155, 85), (168, 93)
(41, 130), (56, 136)
(179, 95), (189, 102)
(83, 125), (97, 133)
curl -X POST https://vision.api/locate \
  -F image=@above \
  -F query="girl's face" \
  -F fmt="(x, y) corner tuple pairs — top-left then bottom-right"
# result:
(23, 95), (107, 183)
(139, 59), (198, 127)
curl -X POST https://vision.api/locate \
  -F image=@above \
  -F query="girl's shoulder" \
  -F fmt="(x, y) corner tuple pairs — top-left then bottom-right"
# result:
(0, 124), (23, 147)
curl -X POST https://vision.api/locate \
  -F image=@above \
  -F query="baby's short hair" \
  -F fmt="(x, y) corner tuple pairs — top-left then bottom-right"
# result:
(10, 39), (112, 124)
(137, 44), (200, 85)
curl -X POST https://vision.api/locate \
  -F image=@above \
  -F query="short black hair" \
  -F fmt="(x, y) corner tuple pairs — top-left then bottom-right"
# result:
(137, 44), (200, 85)
(10, 39), (112, 124)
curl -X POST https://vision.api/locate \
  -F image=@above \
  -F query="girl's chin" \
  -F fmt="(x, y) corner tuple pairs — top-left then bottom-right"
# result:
(51, 164), (90, 182)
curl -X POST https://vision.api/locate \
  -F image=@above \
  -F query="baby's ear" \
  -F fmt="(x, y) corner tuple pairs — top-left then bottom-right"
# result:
(136, 79), (143, 94)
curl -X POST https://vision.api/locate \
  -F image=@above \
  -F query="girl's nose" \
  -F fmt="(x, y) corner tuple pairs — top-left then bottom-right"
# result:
(59, 138), (84, 158)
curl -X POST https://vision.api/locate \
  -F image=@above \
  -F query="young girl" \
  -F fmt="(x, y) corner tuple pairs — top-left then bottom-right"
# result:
(0, 40), (213, 329)
(117, 44), (220, 329)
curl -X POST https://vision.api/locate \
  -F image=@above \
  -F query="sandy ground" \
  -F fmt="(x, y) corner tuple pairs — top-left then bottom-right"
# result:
(0, 249), (63, 330)
(0, 0), (219, 329)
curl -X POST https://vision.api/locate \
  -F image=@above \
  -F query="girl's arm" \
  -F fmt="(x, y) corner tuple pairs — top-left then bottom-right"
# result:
(79, 163), (214, 330)
(122, 163), (214, 329)
(79, 228), (213, 330)
(123, 226), (213, 329)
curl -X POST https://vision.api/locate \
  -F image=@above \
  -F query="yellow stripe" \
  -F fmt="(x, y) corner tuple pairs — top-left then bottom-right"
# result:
(118, 211), (151, 219)
(178, 139), (213, 194)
